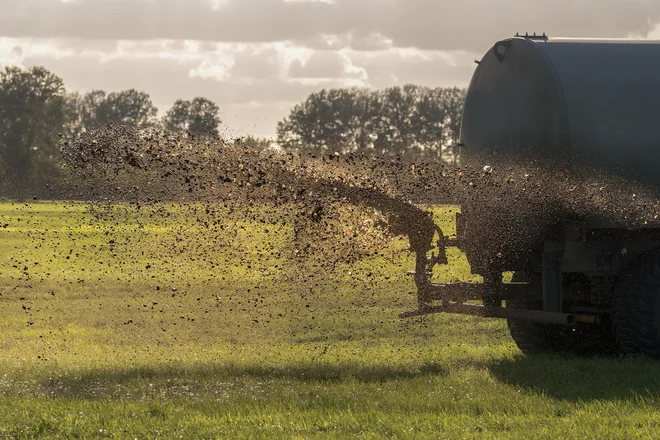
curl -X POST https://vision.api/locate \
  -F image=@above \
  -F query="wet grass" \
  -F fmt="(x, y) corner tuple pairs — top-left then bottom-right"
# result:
(0, 201), (659, 438)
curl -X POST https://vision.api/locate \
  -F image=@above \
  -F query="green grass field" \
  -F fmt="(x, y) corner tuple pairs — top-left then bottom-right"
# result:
(1, 201), (660, 439)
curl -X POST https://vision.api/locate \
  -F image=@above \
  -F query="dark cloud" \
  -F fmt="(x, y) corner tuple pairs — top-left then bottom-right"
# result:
(2, 0), (659, 52)
(63, 38), (119, 54)
(363, 0), (660, 51)
(0, 0), (350, 44)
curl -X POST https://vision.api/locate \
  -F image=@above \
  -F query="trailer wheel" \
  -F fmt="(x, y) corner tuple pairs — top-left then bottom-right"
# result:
(507, 272), (616, 356)
(506, 310), (569, 355)
(612, 249), (660, 358)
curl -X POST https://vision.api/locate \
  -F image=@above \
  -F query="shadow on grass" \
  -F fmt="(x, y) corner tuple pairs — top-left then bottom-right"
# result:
(489, 355), (660, 401)
(39, 361), (448, 400)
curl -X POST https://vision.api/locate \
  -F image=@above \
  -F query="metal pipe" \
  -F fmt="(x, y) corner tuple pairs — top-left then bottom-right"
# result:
(400, 303), (580, 326)
(443, 303), (575, 325)
(399, 306), (445, 319)
(575, 314), (600, 325)
(488, 306), (576, 326)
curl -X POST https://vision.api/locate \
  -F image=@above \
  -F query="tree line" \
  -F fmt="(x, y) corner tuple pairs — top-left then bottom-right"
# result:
(276, 85), (465, 162)
(0, 65), (465, 192)
(0, 66), (222, 188)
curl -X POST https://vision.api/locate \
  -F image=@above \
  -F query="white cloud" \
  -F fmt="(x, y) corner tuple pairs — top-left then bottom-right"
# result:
(288, 51), (369, 86)
(344, 47), (477, 88)
(0, 35), (481, 135)
(0, 37), (77, 68)
(640, 22), (660, 39)
(4, 0), (660, 137)
(283, 0), (335, 3)
(0, 46), (23, 69)
(206, 0), (230, 10)
(189, 58), (233, 81)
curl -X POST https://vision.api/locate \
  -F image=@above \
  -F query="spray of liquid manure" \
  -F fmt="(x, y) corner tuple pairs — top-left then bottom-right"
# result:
(59, 125), (660, 289)
(59, 126), (447, 275)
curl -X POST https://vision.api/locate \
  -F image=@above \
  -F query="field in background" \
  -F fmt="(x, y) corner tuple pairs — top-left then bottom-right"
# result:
(0, 202), (660, 438)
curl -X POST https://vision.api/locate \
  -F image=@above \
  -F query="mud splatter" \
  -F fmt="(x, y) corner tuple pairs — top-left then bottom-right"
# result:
(59, 126), (446, 269)
(60, 125), (660, 281)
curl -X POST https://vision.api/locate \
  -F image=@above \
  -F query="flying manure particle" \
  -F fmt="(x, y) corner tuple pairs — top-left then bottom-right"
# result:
(55, 124), (660, 339)
(59, 125), (453, 271)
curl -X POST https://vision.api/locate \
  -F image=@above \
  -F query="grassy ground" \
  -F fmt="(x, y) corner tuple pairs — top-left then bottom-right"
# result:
(1, 202), (660, 439)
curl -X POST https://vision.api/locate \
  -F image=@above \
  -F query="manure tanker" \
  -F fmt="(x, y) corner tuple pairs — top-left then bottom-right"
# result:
(403, 33), (660, 357)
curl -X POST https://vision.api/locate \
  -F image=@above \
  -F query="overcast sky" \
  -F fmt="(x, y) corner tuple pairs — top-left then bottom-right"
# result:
(2, 0), (660, 137)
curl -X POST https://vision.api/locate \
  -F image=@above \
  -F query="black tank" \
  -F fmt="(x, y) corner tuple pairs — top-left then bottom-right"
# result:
(459, 35), (660, 185)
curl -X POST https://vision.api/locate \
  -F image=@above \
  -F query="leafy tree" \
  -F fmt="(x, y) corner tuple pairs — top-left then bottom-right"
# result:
(370, 84), (425, 158)
(276, 88), (374, 155)
(277, 85), (466, 162)
(163, 97), (221, 138)
(374, 85), (466, 161)
(438, 87), (467, 164)
(234, 135), (273, 151)
(187, 97), (221, 137)
(64, 90), (106, 137)
(0, 66), (66, 182)
(95, 89), (158, 128)
(65, 89), (158, 138)
(162, 99), (190, 133)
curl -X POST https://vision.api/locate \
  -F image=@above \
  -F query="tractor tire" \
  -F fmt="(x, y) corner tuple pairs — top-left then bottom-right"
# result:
(506, 272), (616, 356)
(612, 248), (660, 358)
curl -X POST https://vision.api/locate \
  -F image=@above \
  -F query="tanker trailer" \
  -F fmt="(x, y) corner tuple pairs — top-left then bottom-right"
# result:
(402, 33), (660, 357)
